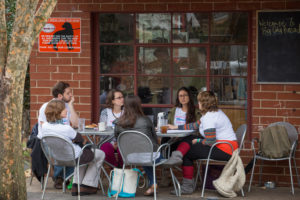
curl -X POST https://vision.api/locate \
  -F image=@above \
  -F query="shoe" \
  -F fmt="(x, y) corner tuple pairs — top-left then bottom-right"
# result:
(160, 168), (172, 187)
(54, 177), (63, 189)
(163, 151), (183, 166)
(170, 178), (194, 195)
(144, 184), (157, 196)
(71, 184), (78, 196)
(79, 184), (98, 196)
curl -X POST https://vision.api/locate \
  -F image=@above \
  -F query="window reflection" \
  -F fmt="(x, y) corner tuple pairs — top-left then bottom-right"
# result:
(172, 13), (209, 43)
(211, 12), (248, 43)
(138, 47), (170, 74)
(138, 76), (170, 104)
(210, 77), (247, 106)
(100, 45), (133, 74)
(173, 47), (207, 75)
(136, 13), (171, 43)
(99, 13), (134, 43)
(210, 45), (247, 76)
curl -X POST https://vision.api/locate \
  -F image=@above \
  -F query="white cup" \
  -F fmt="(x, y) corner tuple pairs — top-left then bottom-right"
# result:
(78, 118), (85, 132)
(98, 122), (106, 131)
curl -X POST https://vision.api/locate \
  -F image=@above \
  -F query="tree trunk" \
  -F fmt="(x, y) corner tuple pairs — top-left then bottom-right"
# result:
(0, 0), (57, 199)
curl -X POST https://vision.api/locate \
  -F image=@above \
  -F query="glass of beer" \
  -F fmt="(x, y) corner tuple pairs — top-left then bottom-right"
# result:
(160, 119), (168, 134)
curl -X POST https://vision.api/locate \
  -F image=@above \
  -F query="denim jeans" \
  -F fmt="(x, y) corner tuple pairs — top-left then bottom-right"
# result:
(53, 166), (74, 180)
(143, 155), (163, 186)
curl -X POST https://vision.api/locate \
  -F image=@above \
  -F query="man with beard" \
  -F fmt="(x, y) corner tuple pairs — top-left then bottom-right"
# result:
(37, 81), (79, 189)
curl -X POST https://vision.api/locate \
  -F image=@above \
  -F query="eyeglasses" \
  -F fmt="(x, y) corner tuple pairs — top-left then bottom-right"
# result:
(114, 96), (124, 100)
(179, 94), (189, 98)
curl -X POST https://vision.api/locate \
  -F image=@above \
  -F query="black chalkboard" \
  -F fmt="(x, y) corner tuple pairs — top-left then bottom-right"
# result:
(257, 11), (300, 83)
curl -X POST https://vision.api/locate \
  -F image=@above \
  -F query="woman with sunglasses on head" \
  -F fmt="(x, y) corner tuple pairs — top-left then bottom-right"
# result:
(99, 89), (124, 168)
(114, 95), (161, 196)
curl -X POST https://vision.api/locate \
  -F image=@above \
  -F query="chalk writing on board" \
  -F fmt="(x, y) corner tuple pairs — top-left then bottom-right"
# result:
(258, 17), (300, 36)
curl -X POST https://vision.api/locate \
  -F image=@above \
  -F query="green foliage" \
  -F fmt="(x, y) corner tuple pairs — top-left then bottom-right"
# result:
(5, 0), (16, 45)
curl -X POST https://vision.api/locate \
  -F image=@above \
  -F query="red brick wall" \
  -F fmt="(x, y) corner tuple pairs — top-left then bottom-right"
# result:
(30, 0), (300, 186)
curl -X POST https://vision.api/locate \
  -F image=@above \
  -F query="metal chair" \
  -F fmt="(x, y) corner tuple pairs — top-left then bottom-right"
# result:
(248, 122), (300, 194)
(116, 130), (171, 200)
(194, 124), (247, 197)
(40, 134), (109, 200)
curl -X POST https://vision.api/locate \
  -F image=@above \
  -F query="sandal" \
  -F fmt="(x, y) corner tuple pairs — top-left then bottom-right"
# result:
(144, 184), (157, 196)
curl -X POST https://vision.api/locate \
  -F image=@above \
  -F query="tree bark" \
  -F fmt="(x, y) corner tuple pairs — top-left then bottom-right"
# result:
(0, 0), (57, 199)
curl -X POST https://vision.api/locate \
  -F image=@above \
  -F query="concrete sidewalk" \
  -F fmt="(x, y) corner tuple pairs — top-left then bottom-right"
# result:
(27, 177), (300, 200)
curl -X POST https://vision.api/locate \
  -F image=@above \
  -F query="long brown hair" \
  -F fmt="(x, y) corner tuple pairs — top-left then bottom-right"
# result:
(117, 95), (144, 128)
(175, 87), (196, 123)
(197, 91), (218, 115)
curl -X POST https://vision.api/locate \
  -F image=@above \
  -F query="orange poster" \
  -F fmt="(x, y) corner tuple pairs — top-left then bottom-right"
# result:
(39, 18), (81, 53)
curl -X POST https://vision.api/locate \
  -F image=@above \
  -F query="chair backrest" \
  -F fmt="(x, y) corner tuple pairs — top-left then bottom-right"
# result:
(236, 124), (247, 150)
(268, 122), (298, 144)
(117, 130), (154, 165)
(40, 134), (77, 167)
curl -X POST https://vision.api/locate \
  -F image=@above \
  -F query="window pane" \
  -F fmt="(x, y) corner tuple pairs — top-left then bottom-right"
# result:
(210, 77), (247, 106)
(172, 13), (209, 43)
(211, 12), (248, 43)
(210, 45), (247, 76)
(173, 47), (207, 75)
(100, 45), (133, 74)
(99, 76), (134, 103)
(172, 77), (206, 105)
(138, 76), (171, 104)
(99, 13), (134, 43)
(136, 13), (171, 43)
(138, 47), (170, 74)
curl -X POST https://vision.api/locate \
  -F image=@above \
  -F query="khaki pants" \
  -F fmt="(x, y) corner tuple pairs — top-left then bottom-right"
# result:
(73, 149), (105, 187)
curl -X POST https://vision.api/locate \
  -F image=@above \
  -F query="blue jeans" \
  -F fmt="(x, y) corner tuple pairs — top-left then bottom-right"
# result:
(53, 166), (74, 180)
(143, 155), (163, 186)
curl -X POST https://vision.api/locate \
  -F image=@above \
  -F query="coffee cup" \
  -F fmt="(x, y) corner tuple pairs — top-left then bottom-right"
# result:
(98, 122), (106, 131)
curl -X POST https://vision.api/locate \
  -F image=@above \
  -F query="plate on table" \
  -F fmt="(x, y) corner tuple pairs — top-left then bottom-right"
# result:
(85, 124), (97, 129)
(167, 130), (195, 134)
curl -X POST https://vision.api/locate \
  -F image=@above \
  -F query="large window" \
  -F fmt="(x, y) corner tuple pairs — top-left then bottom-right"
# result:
(93, 12), (250, 129)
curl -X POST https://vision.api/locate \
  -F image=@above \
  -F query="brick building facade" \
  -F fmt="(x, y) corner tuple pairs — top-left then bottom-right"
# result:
(30, 0), (300, 186)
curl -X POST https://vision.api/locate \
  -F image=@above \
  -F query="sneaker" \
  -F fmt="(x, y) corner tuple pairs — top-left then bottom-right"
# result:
(54, 177), (63, 189)
(80, 184), (98, 196)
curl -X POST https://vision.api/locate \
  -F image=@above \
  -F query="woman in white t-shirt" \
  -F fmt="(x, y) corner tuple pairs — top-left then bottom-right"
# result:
(166, 91), (238, 194)
(99, 89), (124, 167)
(41, 100), (105, 196)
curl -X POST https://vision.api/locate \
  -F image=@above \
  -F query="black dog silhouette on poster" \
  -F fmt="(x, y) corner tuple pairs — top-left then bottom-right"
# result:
(48, 22), (79, 51)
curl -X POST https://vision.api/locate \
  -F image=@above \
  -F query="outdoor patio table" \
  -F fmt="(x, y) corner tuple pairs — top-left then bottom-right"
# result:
(78, 127), (114, 147)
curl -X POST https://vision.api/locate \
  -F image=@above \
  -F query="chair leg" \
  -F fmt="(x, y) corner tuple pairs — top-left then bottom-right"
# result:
(41, 165), (51, 200)
(248, 157), (257, 192)
(153, 166), (157, 200)
(115, 164), (126, 200)
(293, 157), (300, 187)
(63, 167), (66, 193)
(288, 158), (295, 195)
(77, 166), (80, 200)
(201, 160), (211, 198)
(259, 160), (264, 186)
(194, 160), (202, 191)
(98, 167), (105, 196)
(170, 168), (181, 196)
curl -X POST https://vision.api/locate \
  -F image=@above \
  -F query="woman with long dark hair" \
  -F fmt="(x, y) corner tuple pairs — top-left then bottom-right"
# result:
(114, 95), (160, 196)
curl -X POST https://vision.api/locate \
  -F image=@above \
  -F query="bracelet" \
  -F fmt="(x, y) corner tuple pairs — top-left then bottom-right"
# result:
(197, 139), (200, 143)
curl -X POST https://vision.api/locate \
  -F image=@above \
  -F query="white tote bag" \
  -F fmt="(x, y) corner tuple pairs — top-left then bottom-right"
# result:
(108, 168), (144, 198)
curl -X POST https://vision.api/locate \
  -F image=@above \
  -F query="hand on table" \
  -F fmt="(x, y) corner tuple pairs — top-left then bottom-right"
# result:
(168, 124), (178, 130)
(192, 139), (198, 144)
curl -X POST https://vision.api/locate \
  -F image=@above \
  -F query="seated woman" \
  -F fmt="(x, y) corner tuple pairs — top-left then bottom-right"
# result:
(160, 87), (201, 186)
(114, 95), (160, 196)
(41, 100), (105, 196)
(167, 91), (238, 194)
(99, 89), (124, 167)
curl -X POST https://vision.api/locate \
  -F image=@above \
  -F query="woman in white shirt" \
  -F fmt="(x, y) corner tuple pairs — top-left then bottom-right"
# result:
(41, 100), (105, 196)
(167, 91), (238, 194)
(99, 89), (124, 167)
